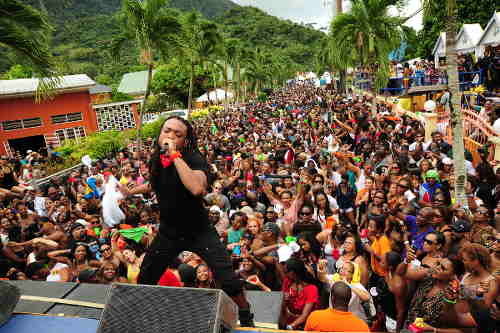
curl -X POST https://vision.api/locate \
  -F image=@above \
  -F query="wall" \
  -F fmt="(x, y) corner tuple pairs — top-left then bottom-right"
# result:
(90, 92), (111, 105)
(0, 91), (97, 155)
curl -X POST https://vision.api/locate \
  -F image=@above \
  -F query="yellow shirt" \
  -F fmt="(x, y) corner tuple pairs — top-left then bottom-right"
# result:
(370, 235), (391, 277)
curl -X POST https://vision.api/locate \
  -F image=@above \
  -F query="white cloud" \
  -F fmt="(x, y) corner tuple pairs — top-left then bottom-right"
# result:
(232, 0), (423, 31)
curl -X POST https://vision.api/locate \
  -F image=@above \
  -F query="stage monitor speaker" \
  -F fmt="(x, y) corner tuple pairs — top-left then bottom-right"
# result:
(5, 281), (77, 314)
(244, 291), (283, 328)
(97, 283), (238, 333)
(48, 283), (111, 319)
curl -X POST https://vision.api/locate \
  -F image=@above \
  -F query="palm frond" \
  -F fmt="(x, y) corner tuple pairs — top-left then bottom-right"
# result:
(0, 0), (52, 31)
(0, 24), (53, 77)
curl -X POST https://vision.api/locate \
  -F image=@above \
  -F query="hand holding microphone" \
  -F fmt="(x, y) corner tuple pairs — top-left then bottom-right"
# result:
(159, 139), (182, 168)
(160, 139), (177, 155)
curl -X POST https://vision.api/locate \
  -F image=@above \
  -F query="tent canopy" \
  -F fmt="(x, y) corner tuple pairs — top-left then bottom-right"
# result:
(196, 89), (233, 102)
(456, 24), (484, 54)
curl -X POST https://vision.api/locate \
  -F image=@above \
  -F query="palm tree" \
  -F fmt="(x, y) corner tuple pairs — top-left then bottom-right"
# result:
(420, 0), (467, 208)
(220, 37), (244, 108)
(1, 0), (56, 99)
(172, 12), (222, 113)
(111, 0), (181, 147)
(329, 0), (405, 91)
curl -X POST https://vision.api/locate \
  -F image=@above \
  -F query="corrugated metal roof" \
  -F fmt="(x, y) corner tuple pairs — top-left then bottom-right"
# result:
(117, 70), (156, 96)
(0, 74), (95, 97)
(89, 83), (112, 94)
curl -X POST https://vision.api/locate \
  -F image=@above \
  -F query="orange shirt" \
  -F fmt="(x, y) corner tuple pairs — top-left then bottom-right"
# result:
(304, 308), (370, 332)
(370, 235), (391, 277)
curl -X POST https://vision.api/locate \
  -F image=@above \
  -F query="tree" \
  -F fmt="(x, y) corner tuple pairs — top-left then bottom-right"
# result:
(329, 0), (405, 90)
(173, 11), (222, 113)
(417, 0), (496, 58)
(2, 64), (33, 80)
(111, 0), (181, 147)
(0, 0), (56, 98)
(422, 0), (467, 209)
(316, 36), (356, 93)
(151, 58), (212, 107)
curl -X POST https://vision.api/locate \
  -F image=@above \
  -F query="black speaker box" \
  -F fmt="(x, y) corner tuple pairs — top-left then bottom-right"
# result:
(48, 283), (111, 319)
(5, 280), (77, 314)
(97, 283), (238, 333)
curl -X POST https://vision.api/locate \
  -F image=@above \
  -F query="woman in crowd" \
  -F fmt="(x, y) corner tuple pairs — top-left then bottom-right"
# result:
(336, 233), (369, 286)
(278, 258), (320, 330)
(195, 264), (216, 289)
(98, 262), (127, 284)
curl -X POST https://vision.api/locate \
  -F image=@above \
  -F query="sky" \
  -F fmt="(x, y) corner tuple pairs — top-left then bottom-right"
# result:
(232, 0), (423, 32)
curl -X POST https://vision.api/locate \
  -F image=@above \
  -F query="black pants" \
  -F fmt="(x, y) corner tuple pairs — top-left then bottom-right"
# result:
(138, 227), (243, 297)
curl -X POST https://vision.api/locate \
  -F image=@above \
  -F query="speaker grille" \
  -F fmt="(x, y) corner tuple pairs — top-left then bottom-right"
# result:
(97, 284), (221, 333)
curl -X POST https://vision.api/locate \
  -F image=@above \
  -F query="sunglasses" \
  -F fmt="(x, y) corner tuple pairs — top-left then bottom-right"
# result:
(101, 247), (111, 251)
(397, 184), (409, 189)
(299, 211), (313, 216)
(424, 238), (437, 245)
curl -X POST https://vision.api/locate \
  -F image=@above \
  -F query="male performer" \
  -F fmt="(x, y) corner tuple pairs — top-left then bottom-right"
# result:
(120, 116), (254, 326)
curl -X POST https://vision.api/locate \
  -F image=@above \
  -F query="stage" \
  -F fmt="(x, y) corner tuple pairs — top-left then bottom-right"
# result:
(0, 315), (322, 333)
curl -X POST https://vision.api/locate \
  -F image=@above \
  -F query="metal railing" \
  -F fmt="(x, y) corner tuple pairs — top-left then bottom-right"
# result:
(31, 163), (83, 187)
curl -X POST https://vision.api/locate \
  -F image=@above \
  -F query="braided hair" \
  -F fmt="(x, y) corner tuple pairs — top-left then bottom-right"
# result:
(150, 116), (199, 194)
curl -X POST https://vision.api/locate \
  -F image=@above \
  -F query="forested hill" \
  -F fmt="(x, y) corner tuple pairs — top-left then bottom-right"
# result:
(25, 0), (238, 23)
(2, 1), (324, 89)
(219, 7), (325, 67)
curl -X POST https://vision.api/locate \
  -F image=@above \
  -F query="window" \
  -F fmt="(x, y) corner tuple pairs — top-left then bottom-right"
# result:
(2, 117), (42, 131)
(22, 118), (42, 128)
(2, 120), (23, 131)
(51, 112), (83, 124)
(95, 103), (136, 131)
(55, 126), (86, 144)
(67, 113), (83, 122)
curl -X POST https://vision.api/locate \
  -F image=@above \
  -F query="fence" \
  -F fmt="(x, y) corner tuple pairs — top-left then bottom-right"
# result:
(356, 88), (498, 166)
(31, 163), (83, 187)
(355, 69), (484, 96)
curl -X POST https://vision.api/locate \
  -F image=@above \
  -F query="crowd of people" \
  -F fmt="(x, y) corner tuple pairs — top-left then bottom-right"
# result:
(1, 80), (499, 332)
(356, 45), (500, 96)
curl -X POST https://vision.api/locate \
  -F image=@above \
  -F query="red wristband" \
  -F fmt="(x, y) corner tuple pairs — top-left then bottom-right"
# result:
(170, 151), (182, 161)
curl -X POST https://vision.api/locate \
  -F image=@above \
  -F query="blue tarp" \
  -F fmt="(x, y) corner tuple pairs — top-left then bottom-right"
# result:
(0, 315), (98, 333)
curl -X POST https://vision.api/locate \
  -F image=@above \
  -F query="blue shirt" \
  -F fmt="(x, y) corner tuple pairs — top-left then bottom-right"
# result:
(405, 215), (435, 251)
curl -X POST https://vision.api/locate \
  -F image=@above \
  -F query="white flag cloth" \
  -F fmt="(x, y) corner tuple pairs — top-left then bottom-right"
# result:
(102, 176), (125, 228)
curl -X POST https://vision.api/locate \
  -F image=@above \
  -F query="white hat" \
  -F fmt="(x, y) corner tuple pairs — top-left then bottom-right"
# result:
(442, 157), (453, 165)
(209, 205), (222, 214)
(26, 150), (33, 154)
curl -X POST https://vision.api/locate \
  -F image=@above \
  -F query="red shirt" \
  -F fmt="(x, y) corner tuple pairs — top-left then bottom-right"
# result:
(282, 277), (319, 315)
(157, 269), (182, 287)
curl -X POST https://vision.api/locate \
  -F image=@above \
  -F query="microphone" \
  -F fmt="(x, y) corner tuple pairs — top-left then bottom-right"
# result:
(159, 142), (169, 155)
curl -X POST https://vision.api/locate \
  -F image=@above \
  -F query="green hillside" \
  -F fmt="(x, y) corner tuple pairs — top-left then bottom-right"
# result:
(2, 0), (324, 90)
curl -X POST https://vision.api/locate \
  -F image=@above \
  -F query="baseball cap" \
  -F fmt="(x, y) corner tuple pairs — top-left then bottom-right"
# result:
(78, 268), (98, 283)
(425, 170), (440, 180)
(262, 222), (280, 236)
(70, 222), (86, 233)
(450, 219), (471, 233)
(442, 157), (453, 165)
(209, 205), (222, 214)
